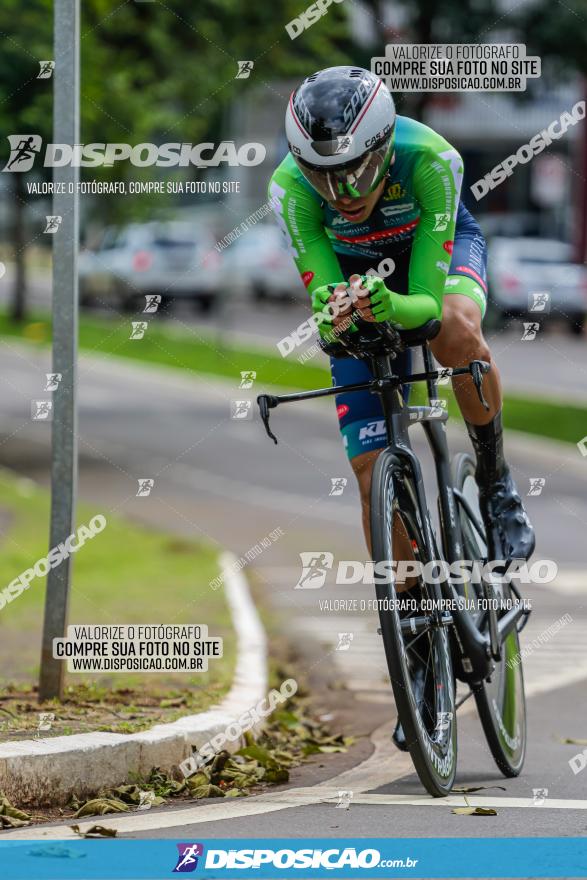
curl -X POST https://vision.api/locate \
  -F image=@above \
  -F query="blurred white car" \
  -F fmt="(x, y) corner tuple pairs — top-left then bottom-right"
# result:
(222, 225), (304, 302)
(79, 221), (222, 312)
(487, 237), (587, 334)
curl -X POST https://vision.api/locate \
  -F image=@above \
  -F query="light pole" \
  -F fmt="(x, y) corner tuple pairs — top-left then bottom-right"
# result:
(39, 0), (80, 701)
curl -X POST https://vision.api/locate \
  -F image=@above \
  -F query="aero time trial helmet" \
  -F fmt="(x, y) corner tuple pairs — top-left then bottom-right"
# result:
(285, 66), (396, 201)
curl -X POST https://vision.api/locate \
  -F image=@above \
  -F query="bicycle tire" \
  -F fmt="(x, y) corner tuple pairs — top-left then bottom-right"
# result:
(371, 448), (457, 797)
(453, 452), (527, 777)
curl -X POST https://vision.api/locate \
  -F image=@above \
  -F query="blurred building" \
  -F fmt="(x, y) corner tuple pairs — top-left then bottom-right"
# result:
(230, 0), (586, 259)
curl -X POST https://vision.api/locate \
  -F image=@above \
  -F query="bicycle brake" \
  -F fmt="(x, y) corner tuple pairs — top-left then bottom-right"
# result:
(257, 394), (279, 445)
(469, 360), (490, 411)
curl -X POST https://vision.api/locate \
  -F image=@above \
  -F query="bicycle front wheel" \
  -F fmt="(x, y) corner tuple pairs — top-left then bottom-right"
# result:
(371, 449), (457, 797)
(453, 452), (527, 777)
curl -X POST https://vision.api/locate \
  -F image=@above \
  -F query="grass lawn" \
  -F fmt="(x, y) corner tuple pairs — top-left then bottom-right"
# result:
(0, 468), (235, 737)
(0, 311), (586, 446)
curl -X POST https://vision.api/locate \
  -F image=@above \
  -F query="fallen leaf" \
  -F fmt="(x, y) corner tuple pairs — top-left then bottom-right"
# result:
(237, 745), (274, 766)
(190, 784), (225, 799)
(452, 786), (506, 794)
(70, 824), (118, 838)
(561, 738), (587, 746)
(264, 767), (289, 784)
(108, 784), (164, 808)
(0, 814), (29, 828)
(0, 793), (31, 825)
(452, 806), (497, 816)
(74, 798), (130, 818)
(185, 772), (210, 790)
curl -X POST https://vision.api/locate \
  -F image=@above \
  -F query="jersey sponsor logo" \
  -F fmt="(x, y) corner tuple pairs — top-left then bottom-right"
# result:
(269, 179), (300, 260)
(331, 214), (350, 226)
(337, 403), (350, 419)
(301, 270), (314, 288)
(383, 182), (406, 201)
(433, 212), (451, 231)
(436, 260), (450, 273)
(380, 202), (414, 217)
(439, 149), (464, 219)
(335, 218), (419, 244)
(358, 419), (386, 440)
(330, 221), (370, 234)
(454, 264), (487, 292)
(443, 240), (454, 255)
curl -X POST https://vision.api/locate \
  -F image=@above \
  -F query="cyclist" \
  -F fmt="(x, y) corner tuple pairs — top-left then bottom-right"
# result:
(268, 66), (535, 743)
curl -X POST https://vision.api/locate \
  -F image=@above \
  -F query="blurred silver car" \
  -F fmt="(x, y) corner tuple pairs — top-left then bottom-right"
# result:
(487, 237), (587, 334)
(79, 221), (222, 312)
(222, 225), (304, 302)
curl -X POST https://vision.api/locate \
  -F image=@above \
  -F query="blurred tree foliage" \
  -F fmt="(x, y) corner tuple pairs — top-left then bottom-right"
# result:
(513, 0), (587, 77)
(0, 0), (349, 317)
(0, 0), (52, 319)
(1, 0), (584, 318)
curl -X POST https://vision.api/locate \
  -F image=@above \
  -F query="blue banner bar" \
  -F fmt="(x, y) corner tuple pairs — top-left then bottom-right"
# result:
(1, 837), (586, 878)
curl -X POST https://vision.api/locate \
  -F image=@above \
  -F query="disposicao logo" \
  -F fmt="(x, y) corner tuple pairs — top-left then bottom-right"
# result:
(2, 136), (266, 170)
(173, 843), (204, 873)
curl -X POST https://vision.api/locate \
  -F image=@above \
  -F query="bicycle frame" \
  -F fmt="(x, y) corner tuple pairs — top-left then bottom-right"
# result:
(257, 341), (528, 686)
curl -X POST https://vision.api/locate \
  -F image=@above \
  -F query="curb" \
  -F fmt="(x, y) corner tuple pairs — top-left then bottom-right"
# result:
(0, 552), (267, 807)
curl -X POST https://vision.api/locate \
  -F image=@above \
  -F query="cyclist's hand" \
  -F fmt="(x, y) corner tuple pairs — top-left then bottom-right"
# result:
(311, 283), (355, 342)
(348, 274), (376, 322)
(359, 275), (400, 324)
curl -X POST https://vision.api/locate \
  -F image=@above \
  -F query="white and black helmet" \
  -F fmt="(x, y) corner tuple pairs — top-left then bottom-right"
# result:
(285, 66), (396, 201)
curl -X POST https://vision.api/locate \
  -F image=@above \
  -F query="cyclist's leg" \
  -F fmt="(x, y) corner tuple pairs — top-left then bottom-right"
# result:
(430, 280), (501, 424)
(429, 214), (534, 560)
(429, 206), (497, 423)
(332, 354), (385, 551)
(332, 352), (412, 565)
(332, 248), (420, 568)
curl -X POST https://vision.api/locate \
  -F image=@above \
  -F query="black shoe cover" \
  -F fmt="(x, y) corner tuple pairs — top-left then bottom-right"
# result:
(479, 469), (535, 562)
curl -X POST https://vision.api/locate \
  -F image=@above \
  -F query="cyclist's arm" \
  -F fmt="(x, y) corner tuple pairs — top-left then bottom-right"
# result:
(399, 144), (464, 326)
(268, 161), (344, 297)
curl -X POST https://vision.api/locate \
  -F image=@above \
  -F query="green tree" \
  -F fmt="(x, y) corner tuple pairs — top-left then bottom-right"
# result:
(0, 0), (350, 319)
(0, 0), (52, 320)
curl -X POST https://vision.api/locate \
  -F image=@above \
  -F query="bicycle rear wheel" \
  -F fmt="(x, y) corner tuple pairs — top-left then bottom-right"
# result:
(453, 453), (527, 777)
(371, 448), (457, 797)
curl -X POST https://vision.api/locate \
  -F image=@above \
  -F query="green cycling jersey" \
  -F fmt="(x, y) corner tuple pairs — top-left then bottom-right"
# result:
(268, 116), (464, 330)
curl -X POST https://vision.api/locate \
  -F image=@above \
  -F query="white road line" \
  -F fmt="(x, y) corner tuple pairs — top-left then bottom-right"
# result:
(316, 793), (587, 810)
(4, 717), (587, 841)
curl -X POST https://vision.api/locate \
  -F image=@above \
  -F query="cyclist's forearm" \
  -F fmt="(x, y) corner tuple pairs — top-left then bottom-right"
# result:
(392, 291), (441, 329)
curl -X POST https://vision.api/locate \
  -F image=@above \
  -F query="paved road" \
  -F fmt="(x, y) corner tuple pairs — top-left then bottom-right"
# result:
(0, 343), (585, 840)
